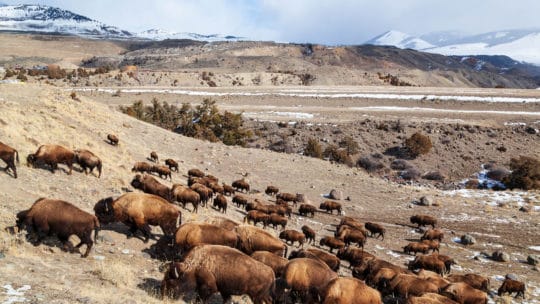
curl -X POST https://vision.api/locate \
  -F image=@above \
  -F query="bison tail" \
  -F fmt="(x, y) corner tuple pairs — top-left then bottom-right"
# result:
(97, 161), (102, 178)
(15, 149), (19, 163)
(94, 217), (100, 243)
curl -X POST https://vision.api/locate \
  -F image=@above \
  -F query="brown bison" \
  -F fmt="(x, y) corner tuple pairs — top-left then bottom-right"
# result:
(173, 222), (238, 253)
(421, 229), (444, 241)
(408, 293), (459, 304)
(235, 225), (288, 257)
(74, 149), (102, 178)
(171, 184), (201, 213)
(131, 161), (153, 174)
(447, 274), (490, 292)
(244, 210), (270, 227)
(337, 226), (366, 248)
(337, 247), (376, 269)
(131, 174), (171, 202)
(276, 257), (337, 303)
(410, 215), (437, 229)
(0, 142), (19, 178)
(442, 282), (488, 304)
(161, 245), (275, 303)
(164, 158), (179, 172)
(299, 204), (317, 217)
(365, 222), (385, 240)
(387, 273), (439, 298)
(421, 239), (440, 253)
(213, 194), (228, 213)
(107, 134), (119, 145)
(289, 248), (341, 272)
(232, 178), (250, 193)
(190, 183), (213, 207)
(267, 213), (288, 230)
(408, 254), (446, 276)
(403, 242), (431, 255)
(497, 278), (525, 298)
(150, 151), (158, 163)
(251, 251), (288, 278)
(301, 225), (316, 244)
(353, 258), (407, 281)
(322, 277), (382, 304)
(208, 182), (224, 195)
(320, 236), (346, 253)
(276, 192), (298, 205)
(320, 200), (342, 215)
(279, 230), (305, 247)
(152, 165), (172, 180)
(222, 183), (235, 196)
(339, 217), (366, 232)
(17, 198), (99, 257)
(27, 144), (75, 174)
(208, 217), (239, 231)
(233, 194), (249, 207)
(94, 193), (180, 242)
(187, 168), (205, 177)
(265, 185), (279, 196)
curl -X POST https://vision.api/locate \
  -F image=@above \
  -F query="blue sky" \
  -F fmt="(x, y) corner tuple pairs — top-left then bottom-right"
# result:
(2, 0), (540, 44)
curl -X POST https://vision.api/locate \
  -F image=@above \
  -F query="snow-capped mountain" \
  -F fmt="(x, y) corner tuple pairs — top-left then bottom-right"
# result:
(138, 29), (244, 42)
(366, 29), (540, 65)
(0, 4), (132, 38)
(365, 30), (434, 50)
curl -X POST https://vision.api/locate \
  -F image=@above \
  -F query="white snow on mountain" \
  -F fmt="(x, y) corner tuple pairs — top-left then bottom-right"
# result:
(365, 30), (434, 50)
(137, 28), (244, 42)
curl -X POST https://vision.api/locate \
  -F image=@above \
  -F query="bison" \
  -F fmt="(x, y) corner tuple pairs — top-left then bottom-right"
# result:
(94, 193), (180, 242)
(298, 204), (317, 217)
(74, 149), (102, 178)
(190, 183), (213, 207)
(337, 247), (376, 269)
(387, 273), (439, 298)
(17, 198), (99, 257)
(408, 254), (446, 276)
(319, 236), (345, 253)
(152, 165), (172, 180)
(161, 245), (275, 303)
(235, 225), (288, 257)
(497, 278), (525, 298)
(232, 178), (250, 193)
(442, 282), (488, 304)
(265, 186), (279, 196)
(0, 142), (19, 178)
(267, 213), (288, 230)
(276, 192), (298, 205)
(279, 230), (305, 247)
(319, 200), (342, 215)
(173, 222), (238, 253)
(131, 174), (171, 202)
(301, 225), (316, 244)
(447, 274), (490, 292)
(289, 248), (341, 272)
(337, 226), (366, 248)
(27, 144), (75, 174)
(164, 158), (179, 172)
(421, 240), (440, 253)
(233, 194), (249, 208)
(322, 277), (382, 304)
(251, 251), (288, 278)
(403, 242), (431, 255)
(171, 184), (201, 213)
(244, 210), (270, 228)
(150, 151), (159, 163)
(410, 215), (437, 229)
(408, 293), (459, 304)
(365, 222), (385, 240)
(131, 161), (153, 174)
(187, 168), (205, 177)
(421, 229), (444, 242)
(213, 194), (228, 213)
(222, 183), (235, 196)
(208, 217), (239, 231)
(106, 134), (119, 145)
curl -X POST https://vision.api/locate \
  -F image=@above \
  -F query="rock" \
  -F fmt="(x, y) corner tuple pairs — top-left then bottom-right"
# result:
(329, 189), (343, 200)
(418, 195), (434, 206)
(505, 273), (518, 280)
(121, 249), (130, 255)
(460, 234), (476, 245)
(527, 254), (540, 266)
(141, 252), (151, 259)
(0, 252), (5, 259)
(77, 297), (92, 304)
(492, 250), (510, 262)
(519, 206), (531, 213)
(96, 233), (114, 243)
(93, 255), (105, 261)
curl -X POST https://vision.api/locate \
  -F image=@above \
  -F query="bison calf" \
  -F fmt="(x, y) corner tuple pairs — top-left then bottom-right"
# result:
(107, 134), (119, 145)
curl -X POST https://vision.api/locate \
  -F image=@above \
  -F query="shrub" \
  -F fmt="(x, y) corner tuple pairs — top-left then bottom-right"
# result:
(339, 136), (359, 155)
(357, 156), (384, 172)
(404, 132), (432, 157)
(304, 138), (323, 158)
(400, 167), (421, 180)
(503, 156), (540, 190)
(324, 145), (353, 166)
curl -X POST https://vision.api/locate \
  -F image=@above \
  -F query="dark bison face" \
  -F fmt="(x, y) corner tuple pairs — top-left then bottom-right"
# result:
(288, 250), (300, 260)
(94, 198), (115, 224)
(150, 235), (177, 260)
(26, 154), (36, 167)
(131, 175), (143, 190)
(161, 262), (196, 300)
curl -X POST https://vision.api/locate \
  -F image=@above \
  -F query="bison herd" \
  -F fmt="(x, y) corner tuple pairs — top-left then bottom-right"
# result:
(3, 133), (529, 304)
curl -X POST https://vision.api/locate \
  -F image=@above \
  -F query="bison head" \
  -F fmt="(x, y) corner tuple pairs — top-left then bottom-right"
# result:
(94, 197), (115, 224)
(161, 262), (196, 300)
(26, 154), (36, 167)
(130, 174), (143, 190)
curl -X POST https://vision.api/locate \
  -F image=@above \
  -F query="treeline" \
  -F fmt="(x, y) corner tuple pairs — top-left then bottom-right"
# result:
(120, 98), (252, 146)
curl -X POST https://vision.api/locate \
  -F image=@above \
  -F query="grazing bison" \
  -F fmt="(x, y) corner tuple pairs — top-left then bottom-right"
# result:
(17, 198), (99, 257)
(442, 282), (488, 304)
(213, 194), (228, 213)
(410, 215), (437, 229)
(222, 183), (235, 196)
(320, 236), (345, 253)
(94, 193), (180, 242)
(235, 225), (288, 257)
(232, 178), (250, 193)
(337, 247), (376, 269)
(299, 204), (317, 217)
(161, 245), (275, 303)
(74, 149), (102, 178)
(164, 159), (179, 172)
(150, 151), (159, 163)
(190, 183), (213, 207)
(319, 200), (342, 215)
(337, 226), (366, 248)
(279, 230), (305, 247)
(187, 168), (205, 177)
(174, 222), (238, 253)
(171, 184), (201, 213)
(301, 225), (316, 244)
(498, 278), (525, 298)
(27, 144), (75, 174)
(0, 142), (19, 178)
(403, 242), (431, 255)
(244, 210), (270, 228)
(447, 274), (490, 292)
(289, 248), (341, 272)
(106, 134), (119, 145)
(365, 222), (385, 240)
(251, 251), (288, 278)
(131, 161), (153, 174)
(233, 194), (249, 208)
(265, 186), (279, 196)
(421, 240), (441, 253)
(276, 257), (337, 303)
(131, 174), (171, 202)
(267, 213), (288, 230)
(152, 165), (172, 180)
(322, 277), (382, 304)
(421, 229), (444, 242)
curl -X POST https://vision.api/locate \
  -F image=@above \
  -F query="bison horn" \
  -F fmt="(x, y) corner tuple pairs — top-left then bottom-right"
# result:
(173, 265), (179, 278)
(105, 203), (109, 213)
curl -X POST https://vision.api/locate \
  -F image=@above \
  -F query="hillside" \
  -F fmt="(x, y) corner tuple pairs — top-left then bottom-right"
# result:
(0, 83), (539, 303)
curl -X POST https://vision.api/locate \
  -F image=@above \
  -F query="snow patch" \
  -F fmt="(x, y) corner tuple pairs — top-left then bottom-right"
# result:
(2, 284), (30, 304)
(529, 246), (540, 252)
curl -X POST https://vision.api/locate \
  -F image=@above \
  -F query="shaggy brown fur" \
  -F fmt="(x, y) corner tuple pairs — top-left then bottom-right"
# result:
(442, 282), (488, 304)
(208, 217), (239, 231)
(404, 242), (431, 255)
(267, 213), (288, 230)
(301, 225), (316, 244)
(289, 248), (341, 272)
(94, 193), (180, 242)
(337, 247), (377, 269)
(276, 192), (298, 205)
(447, 274), (490, 292)
(151, 165), (172, 180)
(174, 222), (238, 252)
(161, 245), (275, 304)
(298, 203), (317, 217)
(213, 194), (228, 213)
(365, 222), (385, 240)
(322, 277), (382, 304)
(74, 149), (102, 178)
(17, 198), (99, 257)
(164, 158), (179, 172)
(190, 183), (213, 207)
(222, 183), (235, 196)
(171, 184), (201, 213)
(319, 236), (346, 253)
(0, 141), (19, 178)
(150, 151), (159, 163)
(265, 185), (279, 196)
(421, 229), (444, 242)
(319, 200), (342, 215)
(410, 215), (437, 228)
(187, 168), (205, 177)
(27, 144), (75, 174)
(131, 161), (153, 174)
(235, 225), (288, 257)
(498, 278), (525, 298)
(421, 240), (441, 253)
(251, 251), (288, 278)
(408, 254), (446, 276)
(131, 174), (171, 202)
(387, 274), (439, 298)
(232, 178), (250, 193)
(408, 293), (459, 304)
(244, 210), (270, 228)
(233, 194), (249, 208)
(336, 226), (366, 248)
(279, 230), (305, 247)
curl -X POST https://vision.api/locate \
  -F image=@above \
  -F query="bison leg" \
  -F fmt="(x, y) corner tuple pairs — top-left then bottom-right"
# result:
(195, 268), (218, 303)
